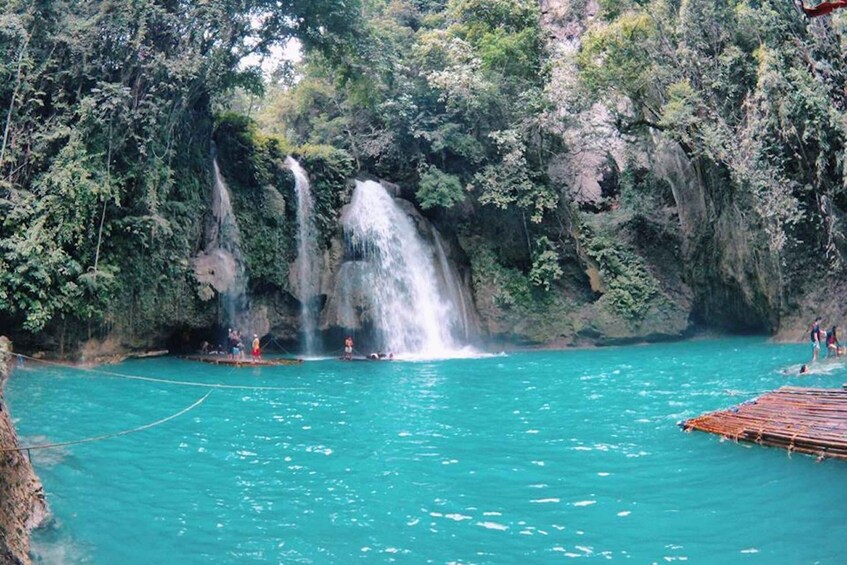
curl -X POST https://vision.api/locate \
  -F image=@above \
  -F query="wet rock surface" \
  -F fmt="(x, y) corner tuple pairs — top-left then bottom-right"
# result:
(0, 337), (48, 565)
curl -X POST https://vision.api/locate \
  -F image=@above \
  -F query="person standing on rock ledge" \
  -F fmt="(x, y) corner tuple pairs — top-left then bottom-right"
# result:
(810, 316), (823, 363)
(344, 336), (354, 360)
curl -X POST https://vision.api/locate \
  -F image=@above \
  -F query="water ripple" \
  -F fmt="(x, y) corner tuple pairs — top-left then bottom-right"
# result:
(7, 338), (847, 563)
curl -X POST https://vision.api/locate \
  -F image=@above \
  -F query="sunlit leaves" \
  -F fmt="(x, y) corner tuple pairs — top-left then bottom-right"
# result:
(577, 12), (655, 103)
(529, 236), (563, 291)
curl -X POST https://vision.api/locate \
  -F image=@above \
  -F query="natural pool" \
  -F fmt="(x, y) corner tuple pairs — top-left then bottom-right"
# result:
(8, 338), (847, 563)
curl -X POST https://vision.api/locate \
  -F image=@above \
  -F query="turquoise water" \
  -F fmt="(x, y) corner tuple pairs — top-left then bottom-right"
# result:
(7, 338), (847, 563)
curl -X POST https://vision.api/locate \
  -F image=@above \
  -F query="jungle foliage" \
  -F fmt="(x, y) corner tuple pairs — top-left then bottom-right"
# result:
(5, 0), (847, 345)
(0, 0), (361, 341)
(579, 0), (847, 267)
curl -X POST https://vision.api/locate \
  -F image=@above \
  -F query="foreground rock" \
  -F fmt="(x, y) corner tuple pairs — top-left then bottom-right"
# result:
(0, 337), (48, 565)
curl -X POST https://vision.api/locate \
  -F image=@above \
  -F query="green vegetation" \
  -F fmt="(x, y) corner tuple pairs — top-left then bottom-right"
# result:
(465, 238), (576, 343)
(579, 1), (843, 263)
(296, 145), (357, 248)
(4, 0), (847, 348)
(213, 114), (356, 291)
(579, 222), (662, 321)
(214, 113), (294, 291)
(0, 0), (361, 346)
(416, 165), (465, 210)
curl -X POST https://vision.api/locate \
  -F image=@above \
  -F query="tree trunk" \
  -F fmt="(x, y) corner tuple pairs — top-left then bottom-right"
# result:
(93, 122), (113, 273)
(0, 35), (30, 169)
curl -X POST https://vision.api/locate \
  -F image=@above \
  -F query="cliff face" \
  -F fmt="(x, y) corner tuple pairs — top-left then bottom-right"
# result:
(534, 0), (796, 338)
(0, 337), (48, 565)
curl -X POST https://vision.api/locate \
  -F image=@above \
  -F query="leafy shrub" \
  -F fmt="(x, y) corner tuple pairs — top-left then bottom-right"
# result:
(416, 164), (466, 209)
(580, 224), (660, 320)
(529, 236), (563, 291)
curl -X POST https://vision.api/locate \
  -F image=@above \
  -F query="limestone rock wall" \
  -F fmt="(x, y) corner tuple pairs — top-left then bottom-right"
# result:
(0, 337), (48, 565)
(539, 0), (782, 336)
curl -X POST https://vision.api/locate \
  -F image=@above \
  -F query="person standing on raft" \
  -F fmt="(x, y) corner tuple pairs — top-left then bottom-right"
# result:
(251, 334), (261, 363)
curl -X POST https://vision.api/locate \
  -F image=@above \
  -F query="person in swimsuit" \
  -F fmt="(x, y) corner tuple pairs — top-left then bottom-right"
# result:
(228, 328), (238, 360)
(826, 326), (840, 358)
(344, 336), (353, 360)
(810, 317), (823, 363)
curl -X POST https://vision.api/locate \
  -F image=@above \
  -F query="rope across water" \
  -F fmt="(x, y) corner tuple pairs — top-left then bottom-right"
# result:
(14, 353), (295, 391)
(0, 390), (212, 452)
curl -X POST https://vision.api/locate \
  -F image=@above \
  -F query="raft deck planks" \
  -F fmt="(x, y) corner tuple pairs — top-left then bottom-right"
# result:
(180, 355), (303, 367)
(681, 386), (847, 461)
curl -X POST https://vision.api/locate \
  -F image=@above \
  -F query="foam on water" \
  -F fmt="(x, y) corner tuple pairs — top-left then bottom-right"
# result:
(8, 338), (847, 563)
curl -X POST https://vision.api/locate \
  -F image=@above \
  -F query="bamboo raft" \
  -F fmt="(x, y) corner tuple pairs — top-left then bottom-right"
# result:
(180, 355), (303, 367)
(681, 386), (847, 461)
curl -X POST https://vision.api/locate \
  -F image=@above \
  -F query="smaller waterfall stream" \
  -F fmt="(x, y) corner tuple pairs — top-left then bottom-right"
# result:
(341, 180), (463, 357)
(192, 159), (250, 330)
(432, 227), (471, 340)
(286, 156), (321, 356)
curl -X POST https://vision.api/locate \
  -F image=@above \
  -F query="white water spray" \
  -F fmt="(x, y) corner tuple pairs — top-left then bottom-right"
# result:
(204, 159), (249, 328)
(341, 180), (462, 356)
(286, 156), (321, 355)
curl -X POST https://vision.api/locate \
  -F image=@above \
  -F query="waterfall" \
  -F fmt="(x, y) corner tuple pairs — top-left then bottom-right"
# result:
(208, 159), (249, 329)
(341, 180), (460, 357)
(286, 156), (321, 356)
(431, 227), (472, 340)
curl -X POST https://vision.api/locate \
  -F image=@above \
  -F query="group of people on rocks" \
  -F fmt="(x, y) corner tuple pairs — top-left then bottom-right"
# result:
(809, 316), (843, 362)
(202, 332), (395, 362)
(801, 316), (845, 373)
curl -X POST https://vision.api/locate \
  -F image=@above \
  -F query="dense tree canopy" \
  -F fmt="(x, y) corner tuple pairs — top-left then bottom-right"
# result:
(0, 0), (361, 336)
(256, 0), (563, 279)
(4, 0), (847, 347)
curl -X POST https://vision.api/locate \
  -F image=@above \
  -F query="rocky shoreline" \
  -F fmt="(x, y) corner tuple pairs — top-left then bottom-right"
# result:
(0, 337), (48, 565)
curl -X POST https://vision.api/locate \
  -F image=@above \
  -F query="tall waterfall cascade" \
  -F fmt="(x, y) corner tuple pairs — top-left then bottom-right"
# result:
(286, 156), (322, 356)
(192, 159), (250, 330)
(339, 180), (468, 357)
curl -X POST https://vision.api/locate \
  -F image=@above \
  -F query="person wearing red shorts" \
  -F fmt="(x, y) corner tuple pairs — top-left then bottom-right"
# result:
(251, 334), (261, 363)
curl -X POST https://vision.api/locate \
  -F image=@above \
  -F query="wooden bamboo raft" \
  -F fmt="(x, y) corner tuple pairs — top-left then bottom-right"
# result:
(180, 355), (303, 367)
(681, 387), (847, 461)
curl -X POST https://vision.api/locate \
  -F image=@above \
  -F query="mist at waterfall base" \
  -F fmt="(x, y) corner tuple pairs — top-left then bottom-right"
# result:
(286, 157), (322, 357)
(335, 180), (473, 360)
(12, 338), (847, 563)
